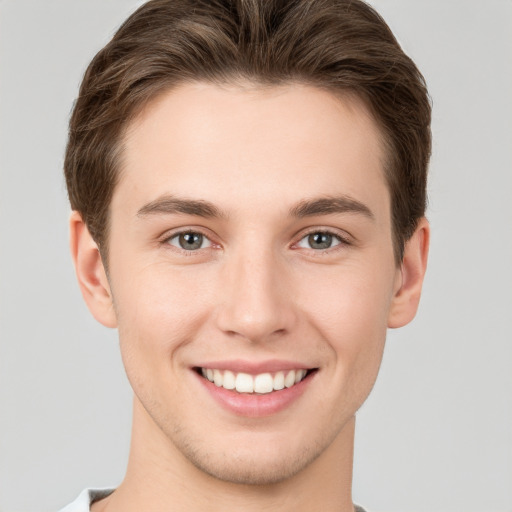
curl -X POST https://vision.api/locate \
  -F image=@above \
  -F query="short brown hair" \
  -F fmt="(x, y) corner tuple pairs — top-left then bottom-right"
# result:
(65, 0), (431, 262)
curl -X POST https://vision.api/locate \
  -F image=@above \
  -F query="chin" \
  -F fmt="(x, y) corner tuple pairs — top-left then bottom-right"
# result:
(185, 444), (322, 486)
(167, 422), (333, 486)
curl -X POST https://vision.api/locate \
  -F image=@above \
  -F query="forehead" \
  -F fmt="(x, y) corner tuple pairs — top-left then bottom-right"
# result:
(116, 82), (388, 218)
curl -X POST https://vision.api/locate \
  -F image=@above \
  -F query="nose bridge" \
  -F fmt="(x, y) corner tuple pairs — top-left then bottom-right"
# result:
(215, 242), (295, 342)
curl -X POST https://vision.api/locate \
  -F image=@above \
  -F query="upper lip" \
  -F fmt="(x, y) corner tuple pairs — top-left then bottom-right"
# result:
(194, 359), (315, 374)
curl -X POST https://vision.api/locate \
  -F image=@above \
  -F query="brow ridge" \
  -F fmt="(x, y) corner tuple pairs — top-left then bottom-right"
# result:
(137, 195), (225, 219)
(289, 196), (374, 219)
(137, 194), (373, 221)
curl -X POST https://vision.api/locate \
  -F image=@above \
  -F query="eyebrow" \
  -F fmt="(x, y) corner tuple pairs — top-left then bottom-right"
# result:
(136, 194), (374, 221)
(137, 195), (226, 219)
(289, 196), (375, 220)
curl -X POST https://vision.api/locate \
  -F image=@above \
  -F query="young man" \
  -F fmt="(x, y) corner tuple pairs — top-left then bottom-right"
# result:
(62, 0), (431, 510)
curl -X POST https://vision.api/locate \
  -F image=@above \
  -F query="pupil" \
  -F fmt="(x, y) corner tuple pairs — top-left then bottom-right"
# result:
(309, 232), (332, 249)
(179, 232), (202, 250)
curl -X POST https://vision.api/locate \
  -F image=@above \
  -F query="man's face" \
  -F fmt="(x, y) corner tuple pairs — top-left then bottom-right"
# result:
(105, 82), (402, 484)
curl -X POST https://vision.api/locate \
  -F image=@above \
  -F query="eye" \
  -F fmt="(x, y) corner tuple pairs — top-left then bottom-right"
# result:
(296, 231), (343, 250)
(167, 231), (212, 251)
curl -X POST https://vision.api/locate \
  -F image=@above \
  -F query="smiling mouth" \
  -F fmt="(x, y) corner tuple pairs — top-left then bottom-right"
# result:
(196, 367), (316, 394)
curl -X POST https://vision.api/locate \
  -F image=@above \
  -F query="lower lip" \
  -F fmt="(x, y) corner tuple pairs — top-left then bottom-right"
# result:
(195, 371), (314, 418)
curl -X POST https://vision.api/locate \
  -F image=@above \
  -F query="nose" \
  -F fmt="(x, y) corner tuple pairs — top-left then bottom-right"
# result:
(215, 248), (297, 343)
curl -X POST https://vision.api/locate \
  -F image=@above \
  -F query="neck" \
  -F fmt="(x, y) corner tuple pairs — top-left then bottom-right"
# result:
(94, 397), (356, 512)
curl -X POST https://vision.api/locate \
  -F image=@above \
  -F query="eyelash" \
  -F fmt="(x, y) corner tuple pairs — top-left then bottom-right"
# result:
(159, 228), (351, 255)
(293, 229), (351, 254)
(161, 229), (215, 254)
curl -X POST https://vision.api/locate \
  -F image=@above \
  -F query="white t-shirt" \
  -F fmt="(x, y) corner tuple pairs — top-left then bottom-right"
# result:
(60, 488), (368, 511)
(59, 489), (114, 512)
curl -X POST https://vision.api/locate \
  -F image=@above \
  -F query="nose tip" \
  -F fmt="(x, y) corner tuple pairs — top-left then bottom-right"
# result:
(220, 311), (288, 343)
(215, 255), (296, 343)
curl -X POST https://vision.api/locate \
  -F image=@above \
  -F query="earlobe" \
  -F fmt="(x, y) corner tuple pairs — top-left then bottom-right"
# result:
(387, 217), (430, 329)
(69, 211), (117, 328)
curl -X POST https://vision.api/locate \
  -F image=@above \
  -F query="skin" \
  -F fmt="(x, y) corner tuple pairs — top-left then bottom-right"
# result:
(70, 82), (429, 512)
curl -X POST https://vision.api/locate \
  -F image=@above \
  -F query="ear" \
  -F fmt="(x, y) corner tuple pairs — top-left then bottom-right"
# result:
(387, 217), (430, 328)
(69, 211), (117, 328)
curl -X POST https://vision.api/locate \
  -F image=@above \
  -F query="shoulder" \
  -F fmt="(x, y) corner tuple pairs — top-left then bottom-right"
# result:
(58, 489), (115, 512)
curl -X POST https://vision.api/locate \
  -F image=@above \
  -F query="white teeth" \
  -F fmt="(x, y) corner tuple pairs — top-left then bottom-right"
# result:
(254, 373), (274, 394)
(273, 371), (285, 390)
(200, 367), (309, 393)
(235, 372), (254, 393)
(223, 370), (236, 390)
(284, 370), (296, 388)
(295, 369), (306, 383)
(213, 369), (223, 387)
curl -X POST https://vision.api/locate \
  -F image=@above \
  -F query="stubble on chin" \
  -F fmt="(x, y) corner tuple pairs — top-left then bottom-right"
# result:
(164, 419), (335, 486)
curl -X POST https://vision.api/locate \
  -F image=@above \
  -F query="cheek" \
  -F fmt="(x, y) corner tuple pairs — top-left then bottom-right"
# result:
(299, 262), (392, 385)
(112, 264), (212, 378)
(300, 259), (393, 333)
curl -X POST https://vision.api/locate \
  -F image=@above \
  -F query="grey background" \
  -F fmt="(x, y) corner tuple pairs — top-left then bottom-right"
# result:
(1, 1), (511, 511)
